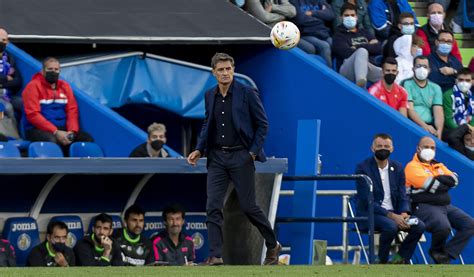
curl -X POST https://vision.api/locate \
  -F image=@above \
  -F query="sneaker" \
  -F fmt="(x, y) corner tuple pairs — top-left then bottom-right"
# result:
(389, 253), (406, 264)
(199, 256), (224, 266)
(429, 249), (451, 264)
(356, 79), (367, 88)
(263, 242), (282, 265)
(450, 19), (463, 34)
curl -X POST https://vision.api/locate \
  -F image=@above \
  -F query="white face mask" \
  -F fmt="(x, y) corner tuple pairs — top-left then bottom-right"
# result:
(429, 13), (444, 27)
(457, 81), (472, 93)
(414, 67), (429, 80)
(420, 148), (436, 162)
(465, 145), (474, 151)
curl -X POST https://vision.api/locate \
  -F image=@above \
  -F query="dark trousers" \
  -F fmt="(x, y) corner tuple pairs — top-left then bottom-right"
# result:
(414, 203), (474, 258)
(372, 213), (425, 263)
(26, 126), (94, 155)
(206, 148), (277, 258)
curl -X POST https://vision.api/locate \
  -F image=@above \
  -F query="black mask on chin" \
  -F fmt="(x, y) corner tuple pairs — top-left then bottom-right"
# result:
(45, 71), (60, 84)
(0, 43), (6, 52)
(384, 73), (397, 85)
(151, 140), (164, 151)
(52, 242), (67, 253)
(374, 149), (391, 161)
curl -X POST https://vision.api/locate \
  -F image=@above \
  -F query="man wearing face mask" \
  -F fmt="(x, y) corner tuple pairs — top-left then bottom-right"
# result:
(403, 56), (444, 139)
(405, 136), (474, 264)
(394, 35), (424, 83)
(114, 204), (153, 266)
(22, 57), (93, 148)
(333, 3), (382, 88)
(27, 221), (75, 267)
(0, 28), (22, 122)
(415, 2), (462, 63)
(367, 0), (418, 40)
(151, 203), (195, 266)
(384, 12), (416, 59)
(355, 133), (425, 264)
(129, 122), (169, 158)
(427, 31), (463, 92)
(446, 123), (474, 160)
(443, 68), (474, 141)
(368, 57), (408, 117)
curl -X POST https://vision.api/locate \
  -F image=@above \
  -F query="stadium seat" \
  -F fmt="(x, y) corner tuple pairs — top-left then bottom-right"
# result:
(7, 140), (31, 151)
(463, 0), (474, 28)
(184, 215), (208, 263)
(143, 216), (165, 238)
(69, 142), (104, 158)
(49, 215), (84, 248)
(0, 142), (21, 158)
(1, 217), (41, 266)
(87, 215), (123, 235)
(28, 142), (64, 158)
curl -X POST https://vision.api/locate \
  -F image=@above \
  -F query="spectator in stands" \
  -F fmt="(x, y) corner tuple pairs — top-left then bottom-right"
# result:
(368, 57), (408, 117)
(384, 12), (416, 59)
(442, 68), (473, 140)
(0, 102), (20, 141)
(27, 221), (75, 267)
(114, 204), (153, 266)
(245, 0), (296, 26)
(129, 122), (169, 158)
(290, 0), (335, 67)
(469, 58), (474, 74)
(231, 0), (246, 9)
(428, 30), (463, 92)
(446, 123), (474, 160)
(333, 3), (382, 88)
(367, 0), (417, 40)
(0, 238), (16, 266)
(187, 53), (281, 266)
(394, 35), (424, 83)
(355, 133), (425, 264)
(431, 0), (465, 34)
(151, 203), (195, 266)
(403, 56), (444, 139)
(332, 0), (374, 35)
(74, 213), (124, 266)
(405, 136), (474, 264)
(22, 57), (93, 147)
(415, 2), (462, 63)
(0, 28), (22, 122)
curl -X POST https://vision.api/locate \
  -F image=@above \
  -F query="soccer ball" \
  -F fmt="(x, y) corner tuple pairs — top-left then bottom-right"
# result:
(270, 21), (300, 50)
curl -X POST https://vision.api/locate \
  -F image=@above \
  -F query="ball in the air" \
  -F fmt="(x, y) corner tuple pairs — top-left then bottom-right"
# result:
(270, 21), (300, 50)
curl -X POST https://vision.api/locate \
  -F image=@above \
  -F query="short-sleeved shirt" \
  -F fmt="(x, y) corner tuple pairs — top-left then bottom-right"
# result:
(403, 78), (443, 124)
(368, 80), (409, 111)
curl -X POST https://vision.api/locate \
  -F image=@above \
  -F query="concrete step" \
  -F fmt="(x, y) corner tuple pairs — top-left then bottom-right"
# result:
(459, 48), (474, 66)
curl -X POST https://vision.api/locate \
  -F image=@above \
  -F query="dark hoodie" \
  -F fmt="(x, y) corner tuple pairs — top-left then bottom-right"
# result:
(289, 0), (334, 40)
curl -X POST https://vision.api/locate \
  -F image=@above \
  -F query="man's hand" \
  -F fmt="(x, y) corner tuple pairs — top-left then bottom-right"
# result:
(305, 10), (313, 16)
(439, 67), (455, 76)
(388, 212), (410, 230)
(54, 252), (68, 267)
(187, 150), (201, 166)
(101, 236), (112, 257)
(264, 2), (272, 12)
(54, 130), (73, 146)
(369, 39), (379, 45)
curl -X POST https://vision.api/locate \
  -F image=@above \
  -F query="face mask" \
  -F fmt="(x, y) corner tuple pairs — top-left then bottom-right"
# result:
(401, 25), (415, 35)
(0, 42), (6, 52)
(419, 148), (435, 162)
(457, 81), (472, 93)
(437, 43), (452, 56)
(45, 71), (59, 84)
(343, 16), (357, 29)
(414, 67), (428, 80)
(384, 73), (397, 85)
(429, 13), (444, 27)
(415, 48), (423, 57)
(151, 140), (164, 151)
(233, 0), (245, 7)
(374, 149), (391, 161)
(52, 242), (67, 253)
(465, 145), (474, 151)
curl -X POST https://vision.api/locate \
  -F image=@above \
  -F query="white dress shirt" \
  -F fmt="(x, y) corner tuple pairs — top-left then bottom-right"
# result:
(379, 163), (394, 211)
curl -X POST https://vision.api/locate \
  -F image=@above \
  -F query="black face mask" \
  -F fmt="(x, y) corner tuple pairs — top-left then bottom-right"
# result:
(374, 149), (391, 161)
(384, 73), (397, 85)
(52, 242), (67, 253)
(151, 140), (164, 151)
(0, 43), (6, 52)
(45, 71), (59, 84)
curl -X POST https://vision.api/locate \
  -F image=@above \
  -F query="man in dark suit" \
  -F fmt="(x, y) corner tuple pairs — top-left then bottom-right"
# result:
(187, 53), (280, 265)
(355, 133), (425, 264)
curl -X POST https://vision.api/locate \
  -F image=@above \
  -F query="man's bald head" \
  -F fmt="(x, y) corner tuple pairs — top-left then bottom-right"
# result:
(427, 2), (444, 14)
(0, 28), (8, 46)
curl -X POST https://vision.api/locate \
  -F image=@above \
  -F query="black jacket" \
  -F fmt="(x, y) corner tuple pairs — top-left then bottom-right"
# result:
(447, 124), (474, 160)
(113, 229), (153, 266)
(289, 0), (334, 40)
(151, 231), (195, 265)
(0, 53), (22, 95)
(0, 239), (16, 267)
(74, 235), (124, 266)
(27, 241), (75, 267)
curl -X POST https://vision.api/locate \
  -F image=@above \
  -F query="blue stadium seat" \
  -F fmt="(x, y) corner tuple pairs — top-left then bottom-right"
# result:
(69, 142), (104, 157)
(1, 217), (40, 266)
(87, 215), (123, 235)
(0, 142), (21, 157)
(49, 216), (84, 248)
(464, 0), (474, 28)
(7, 140), (31, 151)
(143, 216), (165, 238)
(28, 142), (64, 158)
(185, 215), (208, 263)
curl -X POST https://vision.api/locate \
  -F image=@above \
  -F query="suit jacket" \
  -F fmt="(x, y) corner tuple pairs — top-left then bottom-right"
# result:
(195, 80), (268, 162)
(355, 157), (410, 216)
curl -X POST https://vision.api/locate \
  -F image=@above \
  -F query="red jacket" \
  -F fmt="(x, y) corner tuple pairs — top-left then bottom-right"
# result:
(22, 73), (79, 133)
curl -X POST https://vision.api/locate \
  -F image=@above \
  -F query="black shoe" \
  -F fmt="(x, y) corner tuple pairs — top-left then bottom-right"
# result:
(199, 257), (224, 266)
(429, 249), (451, 264)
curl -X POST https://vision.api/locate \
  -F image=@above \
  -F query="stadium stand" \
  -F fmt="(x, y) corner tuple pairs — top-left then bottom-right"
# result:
(0, 142), (21, 157)
(28, 142), (64, 158)
(69, 142), (104, 158)
(49, 215), (84, 248)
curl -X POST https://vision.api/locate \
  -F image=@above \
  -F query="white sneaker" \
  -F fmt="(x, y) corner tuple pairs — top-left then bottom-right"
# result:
(451, 19), (463, 34)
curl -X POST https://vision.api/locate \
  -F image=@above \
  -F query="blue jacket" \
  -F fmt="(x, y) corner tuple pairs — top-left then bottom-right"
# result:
(428, 52), (464, 92)
(195, 80), (268, 162)
(355, 157), (410, 216)
(289, 0), (334, 39)
(368, 0), (418, 31)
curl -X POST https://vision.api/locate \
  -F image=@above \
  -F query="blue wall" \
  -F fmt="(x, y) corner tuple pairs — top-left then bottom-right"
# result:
(237, 46), (474, 263)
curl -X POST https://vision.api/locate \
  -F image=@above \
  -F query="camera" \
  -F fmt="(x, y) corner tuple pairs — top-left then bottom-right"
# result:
(406, 216), (419, 226)
(67, 133), (75, 142)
